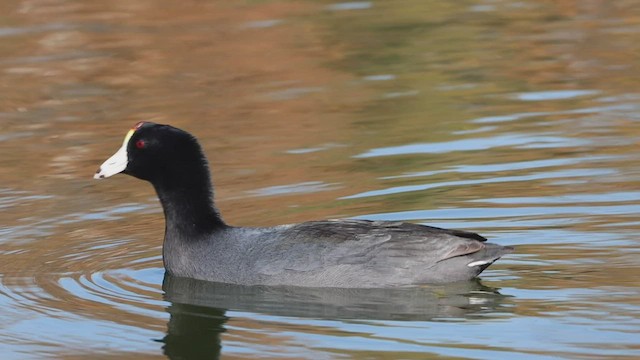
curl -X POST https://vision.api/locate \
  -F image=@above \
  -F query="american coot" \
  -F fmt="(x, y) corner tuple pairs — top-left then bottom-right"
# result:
(94, 122), (513, 287)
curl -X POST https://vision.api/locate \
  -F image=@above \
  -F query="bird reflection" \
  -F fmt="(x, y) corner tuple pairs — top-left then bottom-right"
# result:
(162, 302), (226, 360)
(160, 274), (511, 359)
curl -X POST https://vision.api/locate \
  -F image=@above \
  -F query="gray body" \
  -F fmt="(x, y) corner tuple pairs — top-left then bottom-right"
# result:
(164, 219), (512, 288)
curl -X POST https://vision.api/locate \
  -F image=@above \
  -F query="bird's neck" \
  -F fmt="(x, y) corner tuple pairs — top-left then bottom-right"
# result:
(153, 171), (227, 238)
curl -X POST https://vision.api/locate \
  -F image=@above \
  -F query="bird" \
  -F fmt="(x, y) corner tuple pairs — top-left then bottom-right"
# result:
(94, 122), (513, 288)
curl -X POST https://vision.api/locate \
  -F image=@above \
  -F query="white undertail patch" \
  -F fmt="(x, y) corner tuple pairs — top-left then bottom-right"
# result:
(467, 260), (490, 267)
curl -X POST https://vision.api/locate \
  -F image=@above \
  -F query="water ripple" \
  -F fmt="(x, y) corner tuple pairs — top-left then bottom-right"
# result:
(354, 133), (591, 158)
(342, 168), (616, 199)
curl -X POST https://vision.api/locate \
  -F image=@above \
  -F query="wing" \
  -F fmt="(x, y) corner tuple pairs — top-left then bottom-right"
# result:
(254, 219), (486, 275)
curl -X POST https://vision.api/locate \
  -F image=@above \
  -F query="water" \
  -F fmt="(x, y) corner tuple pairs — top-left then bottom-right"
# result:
(1, 0), (639, 358)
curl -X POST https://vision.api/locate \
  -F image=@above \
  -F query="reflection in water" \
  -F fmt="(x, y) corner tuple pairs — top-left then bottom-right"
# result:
(162, 274), (510, 321)
(161, 274), (511, 359)
(162, 302), (226, 360)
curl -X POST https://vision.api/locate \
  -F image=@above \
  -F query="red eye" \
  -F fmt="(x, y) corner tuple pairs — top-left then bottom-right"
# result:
(136, 139), (146, 149)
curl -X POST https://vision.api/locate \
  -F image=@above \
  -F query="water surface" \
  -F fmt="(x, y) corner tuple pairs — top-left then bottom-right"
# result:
(1, 0), (639, 359)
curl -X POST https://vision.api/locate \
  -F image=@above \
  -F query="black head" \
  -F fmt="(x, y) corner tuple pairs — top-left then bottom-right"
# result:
(95, 122), (210, 188)
(95, 122), (225, 231)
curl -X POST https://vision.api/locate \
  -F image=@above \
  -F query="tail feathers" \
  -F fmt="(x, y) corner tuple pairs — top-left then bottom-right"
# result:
(467, 243), (514, 268)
